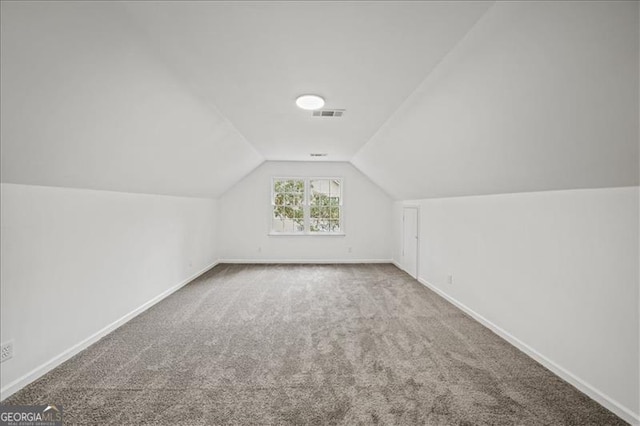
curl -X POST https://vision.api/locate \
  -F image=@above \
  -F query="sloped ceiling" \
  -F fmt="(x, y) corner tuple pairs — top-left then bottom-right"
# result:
(122, 1), (493, 162)
(1, 1), (638, 200)
(352, 1), (639, 200)
(0, 0), (493, 198)
(0, 1), (263, 198)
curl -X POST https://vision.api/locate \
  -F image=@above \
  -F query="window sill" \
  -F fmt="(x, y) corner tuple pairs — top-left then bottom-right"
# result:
(268, 232), (346, 237)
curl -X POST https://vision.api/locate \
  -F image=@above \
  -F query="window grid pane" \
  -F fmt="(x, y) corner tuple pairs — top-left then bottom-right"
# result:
(272, 179), (305, 233)
(273, 178), (342, 234)
(308, 179), (341, 233)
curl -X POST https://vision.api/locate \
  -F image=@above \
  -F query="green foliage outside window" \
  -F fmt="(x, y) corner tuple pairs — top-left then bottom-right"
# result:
(309, 190), (340, 232)
(272, 178), (341, 233)
(273, 179), (304, 230)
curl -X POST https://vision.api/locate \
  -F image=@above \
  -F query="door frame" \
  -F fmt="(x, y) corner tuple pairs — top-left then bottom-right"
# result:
(402, 205), (420, 279)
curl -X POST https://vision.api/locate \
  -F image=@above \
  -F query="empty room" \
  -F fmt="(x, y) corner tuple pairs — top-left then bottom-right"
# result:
(0, 1), (638, 425)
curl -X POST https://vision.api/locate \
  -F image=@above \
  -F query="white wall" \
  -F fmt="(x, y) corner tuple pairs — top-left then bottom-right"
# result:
(218, 161), (392, 262)
(0, 183), (219, 397)
(391, 201), (405, 264)
(394, 187), (639, 423)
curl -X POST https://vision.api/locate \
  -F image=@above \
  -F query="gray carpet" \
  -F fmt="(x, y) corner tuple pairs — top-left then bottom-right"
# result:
(2, 264), (626, 425)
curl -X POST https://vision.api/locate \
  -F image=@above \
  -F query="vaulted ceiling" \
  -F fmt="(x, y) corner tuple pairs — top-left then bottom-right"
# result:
(1, 1), (638, 199)
(352, 1), (639, 199)
(122, 1), (492, 161)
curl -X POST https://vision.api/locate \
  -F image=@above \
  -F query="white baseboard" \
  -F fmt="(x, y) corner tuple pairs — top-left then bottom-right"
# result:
(0, 260), (220, 401)
(416, 277), (640, 426)
(219, 258), (393, 264)
(391, 260), (404, 271)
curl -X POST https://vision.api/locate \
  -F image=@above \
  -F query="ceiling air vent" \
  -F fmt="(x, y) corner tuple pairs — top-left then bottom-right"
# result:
(310, 153), (328, 157)
(312, 109), (345, 117)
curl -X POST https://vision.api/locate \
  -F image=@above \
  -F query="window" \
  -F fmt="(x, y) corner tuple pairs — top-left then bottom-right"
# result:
(271, 177), (343, 235)
(272, 179), (305, 233)
(309, 179), (341, 233)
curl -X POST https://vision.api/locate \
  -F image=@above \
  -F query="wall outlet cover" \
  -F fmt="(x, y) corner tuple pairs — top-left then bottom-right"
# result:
(1, 341), (14, 363)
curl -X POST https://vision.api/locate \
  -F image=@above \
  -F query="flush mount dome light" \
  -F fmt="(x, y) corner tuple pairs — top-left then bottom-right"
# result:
(296, 94), (325, 110)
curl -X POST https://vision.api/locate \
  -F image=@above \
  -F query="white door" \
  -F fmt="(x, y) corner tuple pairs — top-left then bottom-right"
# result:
(402, 207), (419, 279)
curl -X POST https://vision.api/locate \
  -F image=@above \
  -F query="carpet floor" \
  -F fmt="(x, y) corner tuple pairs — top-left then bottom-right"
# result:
(2, 264), (626, 425)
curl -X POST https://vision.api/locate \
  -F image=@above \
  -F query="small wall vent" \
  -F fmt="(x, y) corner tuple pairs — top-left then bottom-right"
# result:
(312, 109), (345, 117)
(310, 153), (328, 157)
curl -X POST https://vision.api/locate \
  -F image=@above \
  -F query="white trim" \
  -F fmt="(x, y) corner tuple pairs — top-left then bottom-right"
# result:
(401, 205), (420, 279)
(416, 277), (640, 426)
(267, 232), (346, 237)
(392, 259), (405, 272)
(270, 176), (344, 235)
(219, 259), (392, 264)
(0, 260), (220, 401)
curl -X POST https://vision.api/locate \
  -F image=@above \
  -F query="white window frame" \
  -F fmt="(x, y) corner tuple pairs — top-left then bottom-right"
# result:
(269, 176), (345, 236)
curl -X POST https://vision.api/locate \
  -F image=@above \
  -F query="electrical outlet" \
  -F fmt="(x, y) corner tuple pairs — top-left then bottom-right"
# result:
(447, 275), (454, 285)
(258, 247), (262, 253)
(1, 341), (13, 363)
(348, 247), (352, 253)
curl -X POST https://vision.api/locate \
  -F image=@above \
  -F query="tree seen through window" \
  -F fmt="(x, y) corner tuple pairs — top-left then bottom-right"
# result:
(272, 178), (342, 234)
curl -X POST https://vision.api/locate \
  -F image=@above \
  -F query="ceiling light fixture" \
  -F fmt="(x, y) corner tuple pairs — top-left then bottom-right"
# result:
(296, 94), (325, 110)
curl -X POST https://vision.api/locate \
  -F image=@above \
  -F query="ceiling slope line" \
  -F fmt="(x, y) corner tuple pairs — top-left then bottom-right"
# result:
(120, 3), (265, 164)
(344, 162), (395, 201)
(116, 2), (266, 197)
(349, 1), (497, 166)
(1, 1), (266, 199)
(348, 161), (398, 201)
(215, 158), (267, 200)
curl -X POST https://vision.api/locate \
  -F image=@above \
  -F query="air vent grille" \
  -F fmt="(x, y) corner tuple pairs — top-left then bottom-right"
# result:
(310, 153), (328, 157)
(312, 109), (345, 117)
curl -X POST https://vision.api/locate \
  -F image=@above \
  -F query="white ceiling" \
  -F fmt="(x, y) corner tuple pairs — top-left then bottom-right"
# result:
(353, 1), (639, 199)
(1, 1), (638, 200)
(122, 1), (494, 161)
(0, 1), (263, 198)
